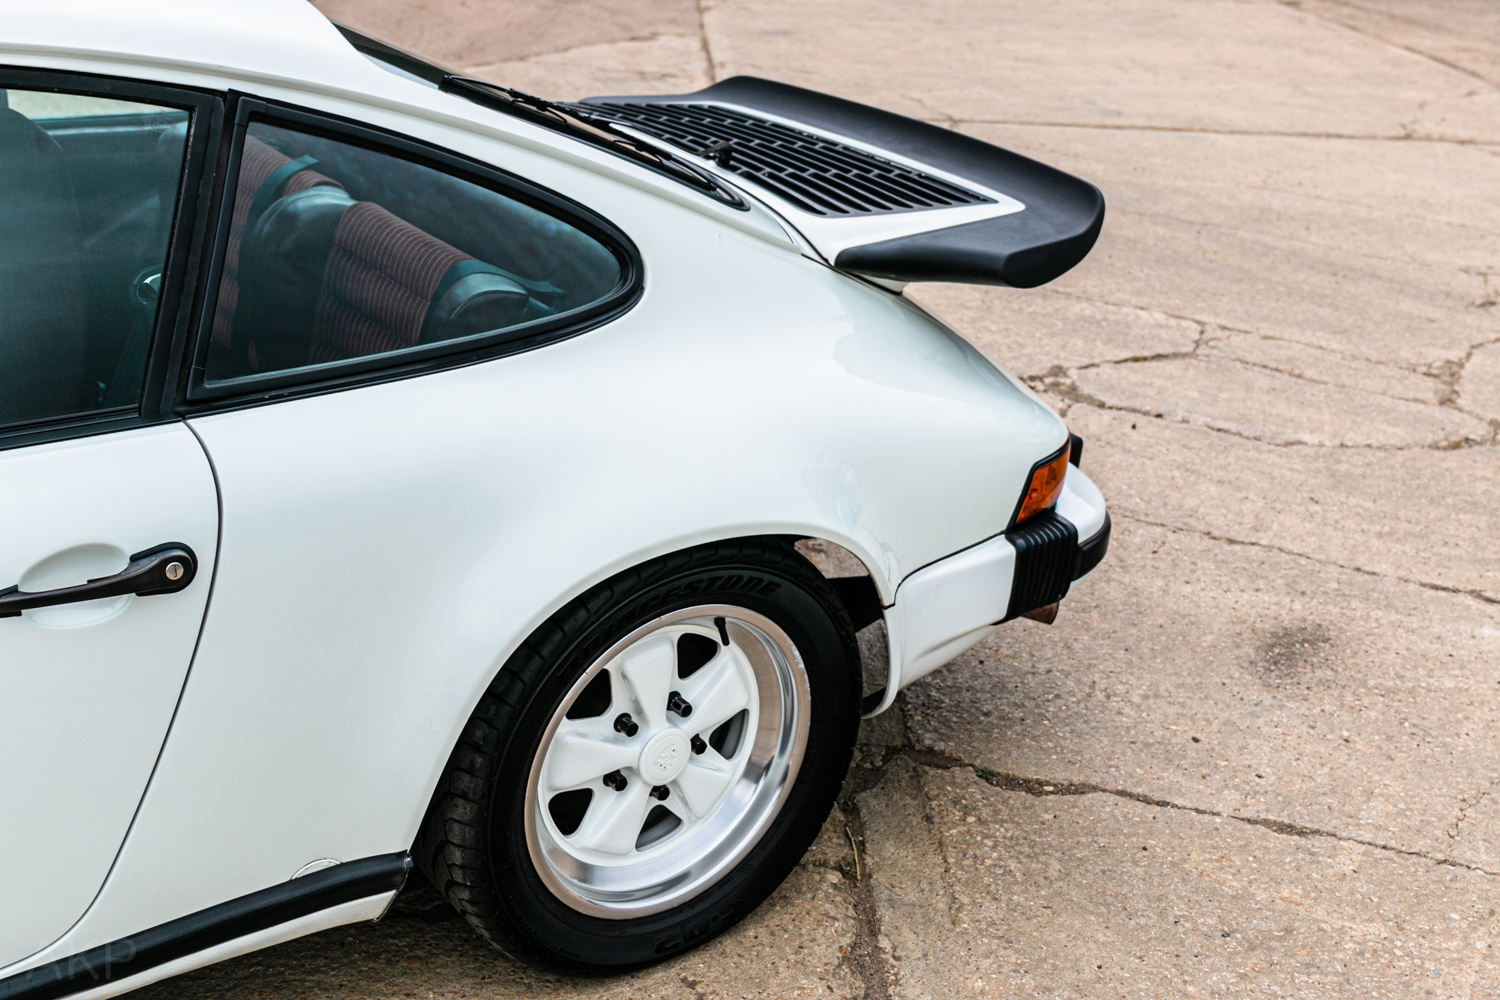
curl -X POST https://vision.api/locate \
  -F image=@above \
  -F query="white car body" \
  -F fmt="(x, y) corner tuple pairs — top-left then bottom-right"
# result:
(0, 1), (1109, 994)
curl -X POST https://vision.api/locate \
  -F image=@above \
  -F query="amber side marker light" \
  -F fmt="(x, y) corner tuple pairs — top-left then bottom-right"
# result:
(1013, 442), (1071, 526)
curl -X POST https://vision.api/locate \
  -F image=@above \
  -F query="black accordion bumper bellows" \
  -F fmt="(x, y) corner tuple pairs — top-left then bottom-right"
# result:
(1003, 510), (1111, 622)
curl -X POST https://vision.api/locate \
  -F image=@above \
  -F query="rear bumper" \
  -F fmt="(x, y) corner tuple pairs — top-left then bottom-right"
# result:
(866, 464), (1109, 716)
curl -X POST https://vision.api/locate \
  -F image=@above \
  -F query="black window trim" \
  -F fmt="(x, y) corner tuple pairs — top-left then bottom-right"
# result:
(0, 66), (222, 455)
(179, 94), (643, 410)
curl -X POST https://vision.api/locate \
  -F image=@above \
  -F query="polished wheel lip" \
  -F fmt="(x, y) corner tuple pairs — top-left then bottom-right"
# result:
(524, 603), (810, 919)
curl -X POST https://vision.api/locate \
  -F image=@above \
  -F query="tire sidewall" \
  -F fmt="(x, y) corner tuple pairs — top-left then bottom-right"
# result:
(485, 553), (857, 969)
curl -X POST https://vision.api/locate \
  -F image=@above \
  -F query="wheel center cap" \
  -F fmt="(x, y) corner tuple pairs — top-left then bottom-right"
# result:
(639, 730), (691, 784)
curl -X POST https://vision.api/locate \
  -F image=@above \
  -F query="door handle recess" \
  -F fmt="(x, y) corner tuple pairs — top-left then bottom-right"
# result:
(0, 543), (198, 619)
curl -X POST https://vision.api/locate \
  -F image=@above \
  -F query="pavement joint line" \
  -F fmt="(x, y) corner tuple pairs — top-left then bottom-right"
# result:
(925, 118), (1500, 148)
(1268, 0), (1500, 89)
(1113, 511), (1500, 608)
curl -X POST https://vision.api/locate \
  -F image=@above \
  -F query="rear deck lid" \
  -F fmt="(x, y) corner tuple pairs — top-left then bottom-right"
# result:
(578, 77), (1104, 288)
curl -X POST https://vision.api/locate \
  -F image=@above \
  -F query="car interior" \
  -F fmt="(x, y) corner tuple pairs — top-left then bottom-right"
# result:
(206, 123), (624, 382)
(0, 90), (186, 426)
(0, 89), (626, 428)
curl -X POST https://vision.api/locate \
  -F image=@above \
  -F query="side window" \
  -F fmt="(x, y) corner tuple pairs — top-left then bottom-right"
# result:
(204, 121), (625, 383)
(0, 89), (187, 426)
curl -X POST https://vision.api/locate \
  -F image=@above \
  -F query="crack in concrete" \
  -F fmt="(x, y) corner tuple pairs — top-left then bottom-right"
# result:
(695, 0), (716, 83)
(461, 30), (690, 71)
(1270, 0), (1500, 89)
(917, 117), (1500, 148)
(1017, 309), (1500, 449)
(1449, 780), (1499, 842)
(1039, 288), (1492, 382)
(830, 800), (894, 999)
(900, 93), (962, 131)
(1025, 365), (1497, 451)
(1115, 511), (1500, 608)
(959, 763), (1500, 876)
(855, 736), (1500, 878)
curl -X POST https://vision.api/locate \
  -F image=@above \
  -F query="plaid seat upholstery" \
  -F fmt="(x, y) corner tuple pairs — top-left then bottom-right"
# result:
(211, 136), (340, 353)
(309, 201), (475, 364)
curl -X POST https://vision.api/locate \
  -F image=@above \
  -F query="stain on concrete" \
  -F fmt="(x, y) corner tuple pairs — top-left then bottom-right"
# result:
(1254, 621), (1335, 681)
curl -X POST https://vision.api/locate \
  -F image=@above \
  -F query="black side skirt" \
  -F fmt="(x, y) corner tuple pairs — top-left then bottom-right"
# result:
(0, 853), (410, 1000)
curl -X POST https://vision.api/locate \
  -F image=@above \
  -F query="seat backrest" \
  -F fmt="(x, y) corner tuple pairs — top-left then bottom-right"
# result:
(0, 108), (87, 425)
(210, 136), (341, 360)
(309, 200), (475, 364)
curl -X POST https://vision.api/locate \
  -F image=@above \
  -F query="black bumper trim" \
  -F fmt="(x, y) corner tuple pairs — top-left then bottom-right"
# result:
(1075, 512), (1111, 580)
(1003, 511), (1078, 621)
(1002, 510), (1111, 622)
(0, 853), (410, 1000)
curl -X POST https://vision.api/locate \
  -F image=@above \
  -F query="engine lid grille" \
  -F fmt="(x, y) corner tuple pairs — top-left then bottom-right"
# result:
(573, 102), (994, 218)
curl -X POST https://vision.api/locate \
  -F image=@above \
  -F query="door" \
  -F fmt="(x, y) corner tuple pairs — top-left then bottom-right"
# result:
(0, 82), (218, 967)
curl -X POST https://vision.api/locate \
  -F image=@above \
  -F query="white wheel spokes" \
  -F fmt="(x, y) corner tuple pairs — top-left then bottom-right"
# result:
(527, 606), (808, 918)
(539, 620), (764, 865)
(681, 655), (752, 735)
(546, 730), (637, 792)
(617, 634), (676, 730)
(674, 756), (735, 816)
(571, 779), (653, 857)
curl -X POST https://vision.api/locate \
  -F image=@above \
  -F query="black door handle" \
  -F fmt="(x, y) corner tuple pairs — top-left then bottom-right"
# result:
(0, 543), (198, 619)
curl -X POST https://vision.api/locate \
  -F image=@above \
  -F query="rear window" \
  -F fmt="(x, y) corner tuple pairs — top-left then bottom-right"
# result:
(205, 121), (625, 383)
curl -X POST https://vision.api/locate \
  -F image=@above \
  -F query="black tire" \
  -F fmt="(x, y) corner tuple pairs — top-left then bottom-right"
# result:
(412, 537), (860, 970)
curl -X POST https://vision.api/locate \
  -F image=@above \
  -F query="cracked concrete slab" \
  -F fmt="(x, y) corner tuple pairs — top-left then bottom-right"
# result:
(461, 34), (711, 103)
(1201, 332), (1455, 407)
(862, 759), (1500, 998)
(312, 0), (710, 101)
(1070, 353), (1489, 447)
(1460, 341), (1500, 422)
(904, 518), (1500, 866)
(957, 123), (1500, 370)
(906, 286), (1202, 379)
(311, 0), (704, 71)
(1287, 0), (1500, 86)
(1059, 403), (1500, 599)
(701, 0), (1499, 142)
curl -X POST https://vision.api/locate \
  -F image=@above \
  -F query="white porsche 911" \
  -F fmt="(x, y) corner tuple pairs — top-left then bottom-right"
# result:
(0, 0), (1110, 993)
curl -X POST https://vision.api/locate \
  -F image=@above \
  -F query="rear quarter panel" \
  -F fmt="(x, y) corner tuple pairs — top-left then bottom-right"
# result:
(33, 76), (1064, 954)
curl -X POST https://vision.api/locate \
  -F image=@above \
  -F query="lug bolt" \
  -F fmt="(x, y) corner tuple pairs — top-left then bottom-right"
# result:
(650, 785), (670, 800)
(667, 691), (693, 717)
(690, 734), (707, 755)
(613, 713), (638, 737)
(602, 770), (627, 792)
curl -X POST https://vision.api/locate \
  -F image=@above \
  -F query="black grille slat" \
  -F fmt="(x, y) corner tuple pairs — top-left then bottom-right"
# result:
(573, 102), (993, 217)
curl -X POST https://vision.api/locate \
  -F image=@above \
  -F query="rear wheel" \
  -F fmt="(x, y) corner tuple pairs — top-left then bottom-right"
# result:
(413, 538), (860, 970)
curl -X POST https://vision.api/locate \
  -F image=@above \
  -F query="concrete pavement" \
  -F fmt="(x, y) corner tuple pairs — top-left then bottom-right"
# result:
(149, 0), (1499, 996)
